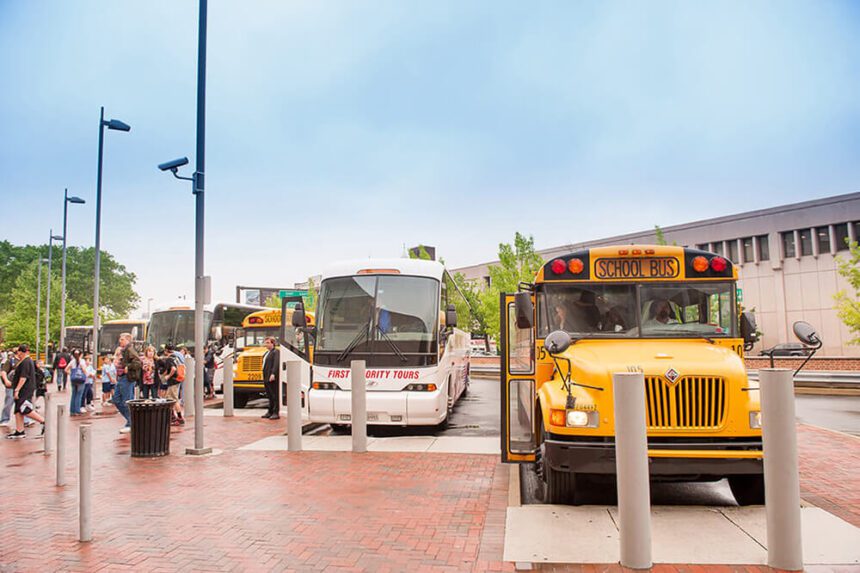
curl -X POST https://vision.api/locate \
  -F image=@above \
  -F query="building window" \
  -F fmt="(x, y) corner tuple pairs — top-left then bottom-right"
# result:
(727, 240), (739, 263)
(742, 237), (754, 262)
(782, 232), (796, 258)
(834, 223), (850, 251)
(757, 235), (770, 261)
(483, 276), (491, 287)
(696, 244), (708, 251)
(815, 226), (831, 254)
(798, 229), (813, 256)
(711, 242), (724, 256)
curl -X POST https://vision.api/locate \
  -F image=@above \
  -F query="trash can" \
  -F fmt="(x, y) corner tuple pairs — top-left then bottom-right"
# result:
(128, 399), (175, 457)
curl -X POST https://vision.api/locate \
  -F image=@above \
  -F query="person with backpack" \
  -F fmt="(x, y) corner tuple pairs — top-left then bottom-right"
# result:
(114, 333), (142, 434)
(65, 349), (88, 417)
(52, 347), (71, 392)
(5, 345), (46, 439)
(157, 345), (185, 425)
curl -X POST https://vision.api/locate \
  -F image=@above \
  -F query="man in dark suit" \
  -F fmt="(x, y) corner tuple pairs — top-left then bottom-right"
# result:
(262, 337), (280, 420)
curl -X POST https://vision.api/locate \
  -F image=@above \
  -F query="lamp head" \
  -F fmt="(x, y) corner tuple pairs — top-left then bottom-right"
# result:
(106, 119), (131, 132)
(51, 235), (64, 242)
(67, 196), (86, 204)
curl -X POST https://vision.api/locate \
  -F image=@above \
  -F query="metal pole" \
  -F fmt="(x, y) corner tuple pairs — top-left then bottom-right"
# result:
(79, 424), (92, 542)
(760, 368), (803, 571)
(92, 107), (105, 371)
(184, 355), (196, 418)
(187, 0), (210, 456)
(46, 232), (54, 362)
(43, 393), (55, 455)
(56, 403), (67, 486)
(36, 259), (43, 360)
(59, 189), (69, 351)
(287, 360), (302, 451)
(612, 371), (652, 570)
(351, 360), (367, 453)
(222, 352), (233, 417)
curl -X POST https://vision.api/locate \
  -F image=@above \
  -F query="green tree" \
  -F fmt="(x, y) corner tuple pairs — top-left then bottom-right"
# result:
(264, 294), (281, 309)
(654, 225), (677, 246)
(834, 240), (860, 344)
(478, 232), (544, 344)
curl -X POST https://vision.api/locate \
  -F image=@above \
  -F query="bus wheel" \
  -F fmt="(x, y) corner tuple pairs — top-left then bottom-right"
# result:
(537, 418), (579, 505)
(233, 393), (249, 409)
(728, 475), (765, 506)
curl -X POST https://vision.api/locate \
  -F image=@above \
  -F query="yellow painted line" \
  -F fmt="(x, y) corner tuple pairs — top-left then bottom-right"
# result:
(648, 449), (763, 459)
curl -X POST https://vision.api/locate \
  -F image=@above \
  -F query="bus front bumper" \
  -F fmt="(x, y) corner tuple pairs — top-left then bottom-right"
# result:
(309, 389), (447, 426)
(545, 436), (763, 477)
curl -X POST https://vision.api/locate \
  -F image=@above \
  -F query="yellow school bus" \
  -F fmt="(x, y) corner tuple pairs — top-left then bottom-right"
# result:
(501, 245), (762, 505)
(233, 307), (314, 408)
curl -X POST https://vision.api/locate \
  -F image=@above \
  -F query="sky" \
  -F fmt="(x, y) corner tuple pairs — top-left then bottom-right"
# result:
(1, 1), (859, 314)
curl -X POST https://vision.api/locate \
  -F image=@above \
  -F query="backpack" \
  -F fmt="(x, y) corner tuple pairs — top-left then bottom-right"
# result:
(57, 355), (68, 369)
(70, 360), (86, 384)
(174, 358), (186, 383)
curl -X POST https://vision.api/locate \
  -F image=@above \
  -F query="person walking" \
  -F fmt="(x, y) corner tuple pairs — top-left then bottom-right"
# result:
(1, 352), (17, 428)
(83, 353), (96, 412)
(140, 346), (158, 400)
(5, 345), (45, 439)
(101, 355), (117, 406)
(204, 344), (216, 399)
(114, 333), (142, 434)
(262, 336), (280, 420)
(157, 346), (184, 425)
(52, 347), (71, 392)
(65, 350), (88, 417)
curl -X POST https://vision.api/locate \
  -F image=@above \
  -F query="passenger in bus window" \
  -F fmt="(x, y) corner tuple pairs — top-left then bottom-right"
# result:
(644, 299), (679, 328)
(571, 291), (601, 331)
(602, 306), (628, 332)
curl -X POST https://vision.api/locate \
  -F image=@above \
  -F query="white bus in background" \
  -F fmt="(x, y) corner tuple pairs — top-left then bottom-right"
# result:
(296, 258), (473, 429)
(146, 301), (265, 390)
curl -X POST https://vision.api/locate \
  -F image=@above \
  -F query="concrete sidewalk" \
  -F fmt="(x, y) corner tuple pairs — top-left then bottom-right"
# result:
(240, 434), (501, 454)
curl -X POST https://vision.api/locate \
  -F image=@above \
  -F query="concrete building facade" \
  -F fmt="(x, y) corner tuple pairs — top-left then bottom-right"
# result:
(453, 192), (860, 356)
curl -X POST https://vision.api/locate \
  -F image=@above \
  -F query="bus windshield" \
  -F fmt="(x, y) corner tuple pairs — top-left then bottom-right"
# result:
(99, 327), (124, 354)
(316, 275), (438, 353)
(538, 282), (736, 339)
(239, 327), (281, 348)
(147, 310), (214, 350)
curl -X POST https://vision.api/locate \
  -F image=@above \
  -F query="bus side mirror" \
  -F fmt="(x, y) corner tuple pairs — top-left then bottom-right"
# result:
(545, 330), (572, 355)
(210, 325), (223, 342)
(292, 303), (307, 327)
(445, 304), (458, 328)
(514, 292), (534, 329)
(740, 311), (757, 349)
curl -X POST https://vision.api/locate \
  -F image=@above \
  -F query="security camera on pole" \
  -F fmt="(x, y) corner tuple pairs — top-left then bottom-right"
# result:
(157, 0), (211, 456)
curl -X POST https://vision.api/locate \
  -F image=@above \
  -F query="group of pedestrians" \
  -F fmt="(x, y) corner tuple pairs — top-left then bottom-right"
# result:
(1, 345), (46, 439)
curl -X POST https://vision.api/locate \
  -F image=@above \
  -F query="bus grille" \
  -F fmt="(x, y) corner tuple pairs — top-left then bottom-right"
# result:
(240, 355), (263, 372)
(644, 376), (726, 430)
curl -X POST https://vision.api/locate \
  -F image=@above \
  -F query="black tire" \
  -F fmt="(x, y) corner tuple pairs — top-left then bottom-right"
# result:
(536, 417), (580, 505)
(233, 392), (249, 409)
(728, 475), (765, 506)
(330, 424), (351, 435)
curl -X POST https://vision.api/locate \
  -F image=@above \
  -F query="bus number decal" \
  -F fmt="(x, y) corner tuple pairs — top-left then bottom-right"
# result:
(594, 257), (679, 280)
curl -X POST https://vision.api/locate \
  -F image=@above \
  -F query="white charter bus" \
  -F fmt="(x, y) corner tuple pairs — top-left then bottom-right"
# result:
(298, 259), (472, 428)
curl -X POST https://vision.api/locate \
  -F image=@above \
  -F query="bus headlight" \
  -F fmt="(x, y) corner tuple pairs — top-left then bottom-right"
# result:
(749, 411), (762, 429)
(567, 410), (590, 427)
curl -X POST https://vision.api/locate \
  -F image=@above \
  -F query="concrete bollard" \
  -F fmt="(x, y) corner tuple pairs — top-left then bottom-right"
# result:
(287, 361), (302, 452)
(44, 393), (56, 456)
(351, 360), (367, 453)
(612, 371), (652, 570)
(183, 356), (195, 418)
(760, 368), (803, 571)
(56, 403), (67, 486)
(223, 353), (234, 417)
(79, 424), (92, 542)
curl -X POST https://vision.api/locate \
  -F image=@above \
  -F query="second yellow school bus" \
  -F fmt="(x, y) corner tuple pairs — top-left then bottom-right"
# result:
(501, 245), (762, 505)
(232, 307), (314, 408)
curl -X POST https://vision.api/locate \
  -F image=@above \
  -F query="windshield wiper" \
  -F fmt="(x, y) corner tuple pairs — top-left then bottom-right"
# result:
(646, 329), (717, 344)
(375, 324), (408, 362)
(336, 322), (371, 362)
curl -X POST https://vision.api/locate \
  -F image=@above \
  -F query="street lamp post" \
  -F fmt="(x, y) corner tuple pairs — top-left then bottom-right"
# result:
(91, 107), (131, 366)
(45, 231), (64, 361)
(35, 257), (48, 360)
(157, 0), (211, 456)
(58, 189), (86, 352)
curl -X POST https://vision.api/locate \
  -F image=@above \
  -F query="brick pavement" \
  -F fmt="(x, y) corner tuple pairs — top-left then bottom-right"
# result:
(0, 400), (857, 572)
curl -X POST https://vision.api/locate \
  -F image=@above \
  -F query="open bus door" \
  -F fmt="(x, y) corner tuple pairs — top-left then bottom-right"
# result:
(279, 296), (312, 418)
(500, 292), (538, 463)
